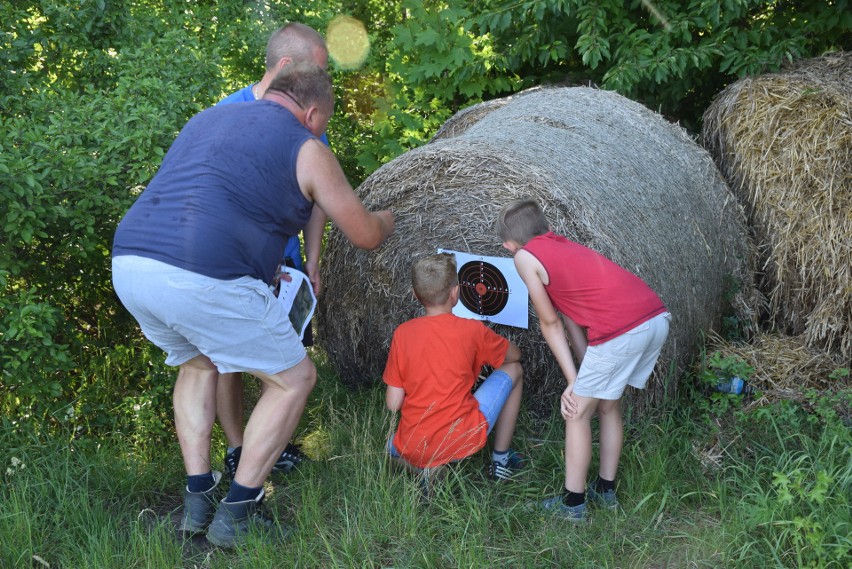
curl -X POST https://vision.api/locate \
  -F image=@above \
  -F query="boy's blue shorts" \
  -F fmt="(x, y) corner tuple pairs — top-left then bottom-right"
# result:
(473, 369), (514, 433)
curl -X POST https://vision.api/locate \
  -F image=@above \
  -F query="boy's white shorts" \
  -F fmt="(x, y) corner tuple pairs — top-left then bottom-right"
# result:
(573, 312), (671, 400)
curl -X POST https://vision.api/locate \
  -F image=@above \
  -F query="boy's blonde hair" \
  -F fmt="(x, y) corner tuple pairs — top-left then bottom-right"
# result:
(412, 253), (458, 306)
(495, 198), (550, 245)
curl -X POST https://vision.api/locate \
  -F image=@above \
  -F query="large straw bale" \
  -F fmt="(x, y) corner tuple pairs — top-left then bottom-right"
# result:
(702, 52), (852, 359)
(431, 97), (511, 140)
(318, 86), (755, 415)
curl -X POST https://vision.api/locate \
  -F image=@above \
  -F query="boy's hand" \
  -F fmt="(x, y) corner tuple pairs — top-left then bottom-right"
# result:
(560, 385), (579, 419)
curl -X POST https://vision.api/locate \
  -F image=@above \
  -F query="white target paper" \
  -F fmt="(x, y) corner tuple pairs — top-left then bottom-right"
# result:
(437, 249), (529, 329)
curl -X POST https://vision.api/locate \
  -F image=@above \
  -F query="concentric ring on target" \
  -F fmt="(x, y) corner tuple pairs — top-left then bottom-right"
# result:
(458, 260), (510, 316)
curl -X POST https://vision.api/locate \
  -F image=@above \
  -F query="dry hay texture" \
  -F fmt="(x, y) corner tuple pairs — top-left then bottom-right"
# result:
(705, 331), (850, 409)
(318, 86), (755, 415)
(694, 332), (850, 472)
(702, 52), (852, 360)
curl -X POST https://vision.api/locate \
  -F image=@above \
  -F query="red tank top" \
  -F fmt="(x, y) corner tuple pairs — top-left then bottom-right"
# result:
(523, 232), (666, 345)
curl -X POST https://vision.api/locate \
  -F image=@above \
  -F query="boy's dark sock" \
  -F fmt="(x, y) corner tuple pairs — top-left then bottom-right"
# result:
(226, 480), (262, 503)
(561, 488), (585, 507)
(595, 476), (616, 493)
(187, 471), (216, 493)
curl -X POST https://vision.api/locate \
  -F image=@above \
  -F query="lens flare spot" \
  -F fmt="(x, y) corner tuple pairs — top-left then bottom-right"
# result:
(327, 15), (370, 70)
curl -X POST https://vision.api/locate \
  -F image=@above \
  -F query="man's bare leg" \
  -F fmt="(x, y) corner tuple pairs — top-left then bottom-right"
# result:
(232, 356), (317, 488)
(216, 372), (245, 449)
(173, 355), (219, 475)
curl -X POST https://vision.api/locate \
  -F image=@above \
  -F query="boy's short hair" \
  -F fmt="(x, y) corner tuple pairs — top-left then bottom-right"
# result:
(495, 198), (550, 245)
(412, 253), (459, 306)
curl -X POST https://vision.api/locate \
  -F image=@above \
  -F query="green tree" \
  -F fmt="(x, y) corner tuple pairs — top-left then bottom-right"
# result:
(357, 0), (851, 169)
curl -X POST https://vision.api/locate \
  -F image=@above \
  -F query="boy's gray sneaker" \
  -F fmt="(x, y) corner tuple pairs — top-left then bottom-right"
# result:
(487, 449), (525, 481)
(205, 489), (289, 548)
(177, 470), (223, 534)
(586, 485), (619, 510)
(536, 495), (588, 522)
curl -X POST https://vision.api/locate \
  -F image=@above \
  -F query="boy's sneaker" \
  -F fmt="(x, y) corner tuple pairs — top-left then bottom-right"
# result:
(224, 443), (308, 479)
(272, 443), (309, 473)
(587, 484), (619, 510)
(488, 449), (524, 481)
(205, 489), (289, 548)
(177, 470), (223, 534)
(534, 495), (588, 522)
(223, 447), (241, 480)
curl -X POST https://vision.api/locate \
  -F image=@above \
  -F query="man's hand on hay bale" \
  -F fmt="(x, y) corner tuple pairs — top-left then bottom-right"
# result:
(297, 139), (395, 250)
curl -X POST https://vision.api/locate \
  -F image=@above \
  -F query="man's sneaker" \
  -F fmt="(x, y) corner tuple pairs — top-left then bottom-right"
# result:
(205, 489), (289, 548)
(224, 447), (242, 480)
(272, 443), (309, 473)
(534, 495), (588, 522)
(177, 471), (223, 533)
(488, 449), (524, 481)
(587, 484), (619, 510)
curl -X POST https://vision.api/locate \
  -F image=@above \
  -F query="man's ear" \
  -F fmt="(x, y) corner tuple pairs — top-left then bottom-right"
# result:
(276, 56), (293, 71)
(304, 105), (319, 131)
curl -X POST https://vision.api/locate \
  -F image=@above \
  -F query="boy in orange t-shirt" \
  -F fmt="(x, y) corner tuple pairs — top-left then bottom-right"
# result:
(383, 253), (524, 480)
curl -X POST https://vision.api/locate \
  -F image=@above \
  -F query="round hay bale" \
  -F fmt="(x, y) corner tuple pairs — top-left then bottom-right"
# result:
(318, 86), (755, 416)
(431, 97), (513, 140)
(701, 52), (852, 359)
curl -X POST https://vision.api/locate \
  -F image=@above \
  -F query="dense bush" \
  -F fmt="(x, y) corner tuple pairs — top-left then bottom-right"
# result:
(1, 6), (223, 435)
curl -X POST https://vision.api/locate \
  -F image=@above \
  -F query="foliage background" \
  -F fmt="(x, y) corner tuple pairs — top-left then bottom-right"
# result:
(1, 0), (850, 437)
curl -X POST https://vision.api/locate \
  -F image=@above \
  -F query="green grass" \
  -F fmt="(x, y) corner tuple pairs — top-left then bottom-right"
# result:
(1, 351), (849, 568)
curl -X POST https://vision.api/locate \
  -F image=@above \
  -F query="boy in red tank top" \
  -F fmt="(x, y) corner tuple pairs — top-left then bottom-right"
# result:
(383, 253), (525, 483)
(496, 199), (670, 520)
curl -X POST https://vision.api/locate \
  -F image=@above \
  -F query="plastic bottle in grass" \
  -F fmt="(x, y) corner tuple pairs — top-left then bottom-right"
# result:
(716, 376), (754, 395)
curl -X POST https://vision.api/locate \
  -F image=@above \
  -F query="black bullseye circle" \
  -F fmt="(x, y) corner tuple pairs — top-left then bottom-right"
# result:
(458, 260), (510, 316)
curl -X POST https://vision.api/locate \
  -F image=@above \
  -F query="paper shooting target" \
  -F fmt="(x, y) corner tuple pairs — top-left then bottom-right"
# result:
(458, 260), (511, 316)
(439, 248), (529, 329)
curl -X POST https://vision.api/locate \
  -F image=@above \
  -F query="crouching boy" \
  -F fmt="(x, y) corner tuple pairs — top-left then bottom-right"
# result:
(383, 253), (524, 481)
(496, 198), (670, 520)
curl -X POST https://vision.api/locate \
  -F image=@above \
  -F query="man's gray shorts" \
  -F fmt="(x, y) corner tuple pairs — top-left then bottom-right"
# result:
(112, 255), (305, 374)
(574, 312), (671, 400)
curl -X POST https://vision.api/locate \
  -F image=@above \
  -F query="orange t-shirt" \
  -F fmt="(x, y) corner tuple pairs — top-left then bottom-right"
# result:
(383, 313), (509, 468)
